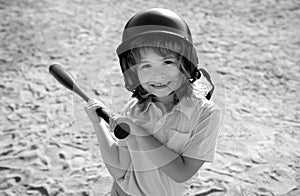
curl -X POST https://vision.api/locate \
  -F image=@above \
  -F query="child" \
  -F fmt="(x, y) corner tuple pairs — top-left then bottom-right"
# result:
(85, 8), (221, 196)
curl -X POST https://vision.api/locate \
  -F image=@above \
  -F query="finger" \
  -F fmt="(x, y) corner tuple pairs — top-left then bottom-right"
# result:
(87, 104), (96, 109)
(109, 122), (115, 131)
(112, 120), (117, 130)
(87, 101), (105, 109)
(87, 103), (100, 108)
(109, 116), (117, 130)
(88, 98), (101, 103)
(87, 102), (103, 108)
(85, 105), (95, 112)
(88, 99), (98, 105)
(87, 102), (99, 106)
(111, 116), (122, 132)
(92, 99), (106, 107)
(87, 98), (96, 104)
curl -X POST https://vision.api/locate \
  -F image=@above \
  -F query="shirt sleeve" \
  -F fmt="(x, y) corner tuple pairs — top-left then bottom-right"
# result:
(182, 103), (221, 162)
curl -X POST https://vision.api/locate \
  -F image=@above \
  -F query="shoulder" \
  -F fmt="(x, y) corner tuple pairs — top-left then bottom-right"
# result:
(191, 93), (220, 114)
(190, 74), (219, 115)
(189, 95), (221, 125)
(202, 99), (221, 115)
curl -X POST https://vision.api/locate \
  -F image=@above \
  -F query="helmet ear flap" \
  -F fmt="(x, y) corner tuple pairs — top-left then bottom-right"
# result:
(180, 45), (199, 82)
(120, 55), (139, 92)
(123, 68), (139, 91)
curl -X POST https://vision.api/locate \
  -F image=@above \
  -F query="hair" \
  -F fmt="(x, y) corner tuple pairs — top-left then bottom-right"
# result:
(124, 35), (195, 111)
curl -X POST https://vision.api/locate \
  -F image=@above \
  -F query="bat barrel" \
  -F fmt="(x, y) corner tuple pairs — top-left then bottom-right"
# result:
(49, 62), (130, 139)
(49, 63), (90, 102)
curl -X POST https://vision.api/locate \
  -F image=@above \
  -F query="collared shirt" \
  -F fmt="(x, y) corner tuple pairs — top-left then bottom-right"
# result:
(115, 78), (221, 196)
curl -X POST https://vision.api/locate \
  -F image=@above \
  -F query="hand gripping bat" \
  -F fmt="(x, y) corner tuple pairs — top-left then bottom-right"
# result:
(49, 62), (130, 139)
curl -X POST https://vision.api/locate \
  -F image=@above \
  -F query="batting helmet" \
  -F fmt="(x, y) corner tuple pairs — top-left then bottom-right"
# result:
(116, 8), (200, 92)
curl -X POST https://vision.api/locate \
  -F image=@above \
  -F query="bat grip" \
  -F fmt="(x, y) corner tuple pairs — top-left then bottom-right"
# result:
(95, 108), (130, 139)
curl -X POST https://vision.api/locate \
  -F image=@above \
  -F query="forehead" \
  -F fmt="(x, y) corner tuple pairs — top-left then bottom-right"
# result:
(139, 47), (177, 60)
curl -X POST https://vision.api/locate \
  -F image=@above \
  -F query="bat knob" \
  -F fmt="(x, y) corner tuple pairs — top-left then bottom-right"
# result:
(114, 123), (130, 139)
(96, 108), (130, 139)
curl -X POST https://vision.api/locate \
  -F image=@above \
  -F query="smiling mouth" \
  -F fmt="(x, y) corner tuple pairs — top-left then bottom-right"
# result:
(150, 82), (171, 89)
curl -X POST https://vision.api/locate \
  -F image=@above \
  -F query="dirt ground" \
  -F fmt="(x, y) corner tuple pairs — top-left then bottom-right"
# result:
(0, 0), (299, 195)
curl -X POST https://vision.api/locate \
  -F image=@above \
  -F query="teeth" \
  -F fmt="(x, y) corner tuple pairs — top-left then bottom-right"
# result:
(151, 82), (168, 87)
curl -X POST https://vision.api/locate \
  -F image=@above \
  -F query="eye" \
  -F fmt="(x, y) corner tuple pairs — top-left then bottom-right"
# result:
(163, 59), (177, 66)
(165, 60), (174, 64)
(139, 64), (151, 69)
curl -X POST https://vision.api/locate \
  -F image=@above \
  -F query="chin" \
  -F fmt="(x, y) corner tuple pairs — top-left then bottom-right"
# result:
(153, 94), (169, 98)
(152, 91), (173, 97)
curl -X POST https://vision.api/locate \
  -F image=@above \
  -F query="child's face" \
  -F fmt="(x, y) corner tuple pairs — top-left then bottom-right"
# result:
(136, 48), (184, 98)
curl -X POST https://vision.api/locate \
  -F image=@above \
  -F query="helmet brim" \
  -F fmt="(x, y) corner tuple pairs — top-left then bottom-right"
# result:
(116, 29), (196, 58)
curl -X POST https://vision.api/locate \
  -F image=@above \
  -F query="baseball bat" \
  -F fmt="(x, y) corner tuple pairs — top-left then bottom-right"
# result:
(49, 62), (130, 139)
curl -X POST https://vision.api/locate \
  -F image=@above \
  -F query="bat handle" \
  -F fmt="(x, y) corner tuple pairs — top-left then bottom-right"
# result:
(74, 86), (90, 102)
(95, 108), (130, 139)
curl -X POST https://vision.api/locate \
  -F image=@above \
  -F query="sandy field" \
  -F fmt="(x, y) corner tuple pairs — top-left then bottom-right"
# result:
(0, 0), (299, 195)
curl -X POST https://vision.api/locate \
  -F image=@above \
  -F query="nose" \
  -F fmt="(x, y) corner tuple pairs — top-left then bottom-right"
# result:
(153, 74), (165, 82)
(150, 63), (167, 81)
(152, 73), (165, 81)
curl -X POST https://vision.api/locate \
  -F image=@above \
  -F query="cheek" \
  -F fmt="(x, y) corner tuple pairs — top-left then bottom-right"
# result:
(168, 68), (181, 80)
(137, 71), (150, 85)
(170, 69), (186, 87)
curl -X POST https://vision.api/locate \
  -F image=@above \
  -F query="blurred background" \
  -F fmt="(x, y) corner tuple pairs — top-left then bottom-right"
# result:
(0, 0), (299, 195)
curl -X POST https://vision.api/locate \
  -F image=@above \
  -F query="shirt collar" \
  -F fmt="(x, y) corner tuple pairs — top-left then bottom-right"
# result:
(173, 96), (197, 119)
(141, 78), (210, 119)
(142, 95), (201, 120)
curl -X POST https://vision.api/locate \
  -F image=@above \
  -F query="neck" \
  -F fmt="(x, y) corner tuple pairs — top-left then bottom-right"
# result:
(153, 92), (174, 105)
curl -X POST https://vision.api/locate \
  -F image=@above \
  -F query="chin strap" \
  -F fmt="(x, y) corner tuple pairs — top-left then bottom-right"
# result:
(191, 68), (215, 100)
